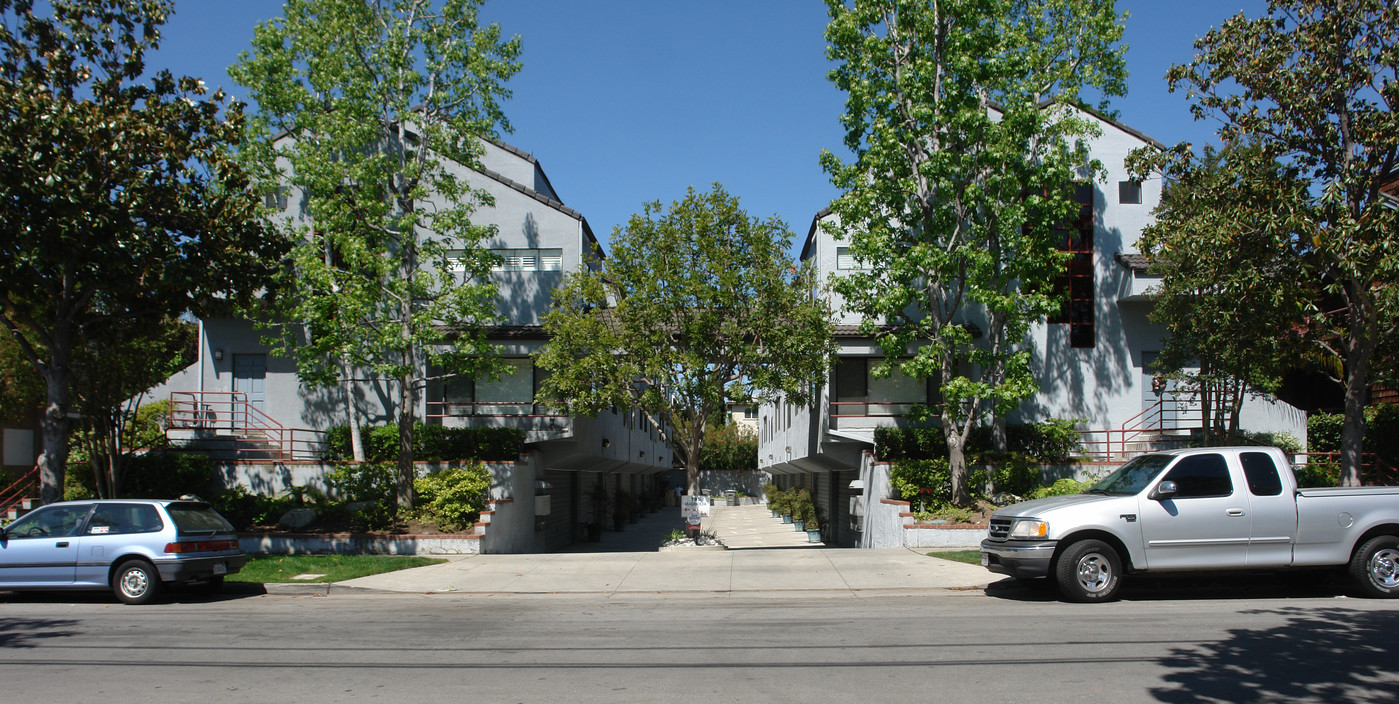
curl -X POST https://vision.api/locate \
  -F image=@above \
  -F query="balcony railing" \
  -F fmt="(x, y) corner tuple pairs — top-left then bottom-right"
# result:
(828, 400), (923, 417)
(424, 401), (568, 419)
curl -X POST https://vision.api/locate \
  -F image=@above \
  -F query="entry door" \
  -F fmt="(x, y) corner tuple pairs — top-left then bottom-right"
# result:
(233, 354), (267, 411)
(1141, 351), (1176, 430)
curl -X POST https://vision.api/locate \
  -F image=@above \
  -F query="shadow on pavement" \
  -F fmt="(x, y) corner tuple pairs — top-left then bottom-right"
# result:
(985, 571), (1350, 603)
(557, 506), (687, 553)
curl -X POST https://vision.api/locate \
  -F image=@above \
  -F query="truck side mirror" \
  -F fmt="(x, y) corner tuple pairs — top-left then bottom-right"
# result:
(1149, 480), (1178, 501)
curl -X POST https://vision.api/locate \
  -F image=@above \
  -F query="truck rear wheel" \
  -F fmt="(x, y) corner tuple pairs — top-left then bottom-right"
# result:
(1349, 535), (1399, 598)
(1056, 539), (1122, 602)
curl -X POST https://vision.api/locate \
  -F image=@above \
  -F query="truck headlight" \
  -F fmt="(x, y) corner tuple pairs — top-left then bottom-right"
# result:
(1009, 519), (1048, 539)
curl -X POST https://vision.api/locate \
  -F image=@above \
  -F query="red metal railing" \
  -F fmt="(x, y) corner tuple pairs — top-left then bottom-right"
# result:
(1074, 398), (1207, 461)
(1291, 452), (1399, 486)
(168, 391), (325, 461)
(0, 466), (38, 515)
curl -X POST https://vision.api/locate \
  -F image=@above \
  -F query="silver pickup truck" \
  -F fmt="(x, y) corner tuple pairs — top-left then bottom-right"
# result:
(980, 446), (1399, 601)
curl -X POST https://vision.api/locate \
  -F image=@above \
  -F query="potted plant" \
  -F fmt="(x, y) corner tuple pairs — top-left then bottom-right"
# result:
(763, 483), (781, 517)
(792, 489), (814, 531)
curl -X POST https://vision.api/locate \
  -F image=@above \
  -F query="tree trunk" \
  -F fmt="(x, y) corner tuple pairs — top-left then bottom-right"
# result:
(1340, 339), (1372, 488)
(37, 333), (74, 506)
(342, 359), (365, 462)
(947, 428), (971, 507)
(396, 372), (416, 510)
(1340, 285), (1376, 488)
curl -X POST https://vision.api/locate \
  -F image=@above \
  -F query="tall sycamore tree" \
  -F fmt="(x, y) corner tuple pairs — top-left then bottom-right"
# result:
(0, 0), (281, 504)
(1128, 0), (1398, 486)
(231, 0), (521, 509)
(536, 185), (836, 496)
(821, 0), (1127, 505)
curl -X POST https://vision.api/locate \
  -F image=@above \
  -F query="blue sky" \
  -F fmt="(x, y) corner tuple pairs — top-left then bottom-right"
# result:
(148, 0), (1266, 252)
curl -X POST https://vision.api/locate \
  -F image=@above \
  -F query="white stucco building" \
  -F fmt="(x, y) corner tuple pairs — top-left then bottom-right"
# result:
(759, 106), (1309, 548)
(154, 137), (671, 552)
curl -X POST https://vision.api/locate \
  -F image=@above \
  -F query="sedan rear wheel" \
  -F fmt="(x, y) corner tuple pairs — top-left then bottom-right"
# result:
(113, 560), (162, 605)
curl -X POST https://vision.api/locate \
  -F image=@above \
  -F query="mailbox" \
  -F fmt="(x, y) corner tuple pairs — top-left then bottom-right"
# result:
(534, 479), (552, 516)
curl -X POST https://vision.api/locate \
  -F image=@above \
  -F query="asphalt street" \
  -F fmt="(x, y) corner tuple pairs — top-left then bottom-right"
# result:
(2, 588), (1396, 703)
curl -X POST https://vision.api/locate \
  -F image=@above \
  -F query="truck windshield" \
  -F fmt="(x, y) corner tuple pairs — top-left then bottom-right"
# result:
(1086, 454), (1175, 496)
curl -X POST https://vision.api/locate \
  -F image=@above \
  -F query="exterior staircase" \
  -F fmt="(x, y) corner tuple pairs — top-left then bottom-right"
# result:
(1, 467), (38, 522)
(166, 391), (327, 462)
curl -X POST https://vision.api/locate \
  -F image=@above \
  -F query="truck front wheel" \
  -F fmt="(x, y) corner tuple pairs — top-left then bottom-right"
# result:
(1056, 539), (1122, 602)
(1349, 535), (1399, 598)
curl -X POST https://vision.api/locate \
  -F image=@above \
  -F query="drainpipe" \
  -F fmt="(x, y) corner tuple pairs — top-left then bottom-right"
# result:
(197, 319), (205, 394)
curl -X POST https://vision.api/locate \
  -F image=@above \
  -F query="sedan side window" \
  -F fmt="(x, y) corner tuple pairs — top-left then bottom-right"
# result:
(3, 504), (94, 538)
(86, 504), (164, 535)
(1162, 454), (1233, 498)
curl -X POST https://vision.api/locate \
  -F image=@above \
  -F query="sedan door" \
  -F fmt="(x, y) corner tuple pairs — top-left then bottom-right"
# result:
(1138, 453), (1250, 570)
(0, 503), (94, 587)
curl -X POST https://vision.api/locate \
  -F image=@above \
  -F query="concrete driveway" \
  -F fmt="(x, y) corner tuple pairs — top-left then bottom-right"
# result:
(324, 504), (993, 597)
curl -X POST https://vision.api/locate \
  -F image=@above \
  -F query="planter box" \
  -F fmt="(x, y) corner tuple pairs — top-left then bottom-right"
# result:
(806, 529), (821, 543)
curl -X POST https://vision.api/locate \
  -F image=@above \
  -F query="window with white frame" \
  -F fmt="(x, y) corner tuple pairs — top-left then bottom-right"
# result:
(491, 248), (563, 272)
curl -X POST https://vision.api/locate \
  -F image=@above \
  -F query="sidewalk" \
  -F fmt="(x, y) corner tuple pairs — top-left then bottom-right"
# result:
(259, 504), (994, 597)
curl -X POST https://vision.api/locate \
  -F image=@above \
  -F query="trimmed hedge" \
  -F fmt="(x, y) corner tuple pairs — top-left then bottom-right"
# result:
(1308, 405), (1399, 467)
(324, 423), (524, 463)
(875, 419), (1084, 464)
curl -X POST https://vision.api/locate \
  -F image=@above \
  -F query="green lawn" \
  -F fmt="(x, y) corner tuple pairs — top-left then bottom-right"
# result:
(228, 554), (448, 583)
(926, 550), (982, 565)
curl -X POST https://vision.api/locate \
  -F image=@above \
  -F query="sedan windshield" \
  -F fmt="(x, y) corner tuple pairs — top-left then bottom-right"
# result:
(1086, 454), (1175, 496)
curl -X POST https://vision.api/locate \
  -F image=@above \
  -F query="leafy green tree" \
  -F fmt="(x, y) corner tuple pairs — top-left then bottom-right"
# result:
(1128, 0), (1399, 485)
(821, 0), (1127, 505)
(231, 0), (521, 509)
(1128, 141), (1308, 445)
(536, 185), (836, 495)
(0, 334), (43, 426)
(0, 0), (282, 504)
(70, 318), (195, 498)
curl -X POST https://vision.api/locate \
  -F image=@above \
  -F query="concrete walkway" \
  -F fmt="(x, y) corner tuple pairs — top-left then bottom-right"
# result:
(310, 504), (993, 597)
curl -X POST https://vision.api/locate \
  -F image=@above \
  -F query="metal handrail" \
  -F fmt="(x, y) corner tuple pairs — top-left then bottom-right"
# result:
(0, 466), (39, 512)
(168, 391), (325, 461)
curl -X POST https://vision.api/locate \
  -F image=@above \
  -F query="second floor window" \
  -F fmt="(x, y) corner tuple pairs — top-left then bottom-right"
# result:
(491, 248), (563, 272)
(830, 358), (930, 416)
(836, 247), (868, 270)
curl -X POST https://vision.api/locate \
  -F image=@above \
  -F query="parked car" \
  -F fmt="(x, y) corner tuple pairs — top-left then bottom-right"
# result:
(981, 446), (1399, 602)
(0, 499), (247, 604)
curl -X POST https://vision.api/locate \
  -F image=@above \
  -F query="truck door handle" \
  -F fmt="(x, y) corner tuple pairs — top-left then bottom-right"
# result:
(1226, 509), (1245, 517)
(55, 541), (70, 547)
